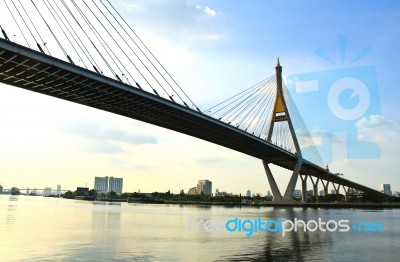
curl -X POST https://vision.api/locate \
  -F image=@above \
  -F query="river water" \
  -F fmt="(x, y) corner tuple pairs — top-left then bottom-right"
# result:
(1, 195), (399, 261)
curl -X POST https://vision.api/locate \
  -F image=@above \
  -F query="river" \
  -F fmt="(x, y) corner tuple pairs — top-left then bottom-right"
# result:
(1, 195), (399, 261)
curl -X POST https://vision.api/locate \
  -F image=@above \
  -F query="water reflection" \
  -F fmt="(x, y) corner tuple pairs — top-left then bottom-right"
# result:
(5, 196), (19, 231)
(215, 207), (334, 261)
(1, 196), (399, 261)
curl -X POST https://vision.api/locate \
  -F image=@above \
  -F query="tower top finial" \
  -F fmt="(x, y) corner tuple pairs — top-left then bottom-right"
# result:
(276, 57), (281, 67)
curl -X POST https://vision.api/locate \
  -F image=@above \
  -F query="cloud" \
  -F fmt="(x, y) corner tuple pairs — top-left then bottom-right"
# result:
(60, 119), (157, 145)
(135, 165), (153, 170)
(58, 119), (157, 155)
(204, 6), (216, 16)
(82, 141), (125, 154)
(121, 0), (222, 42)
(194, 156), (225, 166)
(355, 114), (382, 129)
(101, 129), (157, 145)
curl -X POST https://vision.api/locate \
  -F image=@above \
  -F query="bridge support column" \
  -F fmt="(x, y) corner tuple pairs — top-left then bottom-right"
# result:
(332, 183), (339, 194)
(300, 174), (308, 201)
(309, 176), (320, 201)
(283, 161), (302, 202)
(342, 185), (349, 201)
(321, 180), (330, 196)
(263, 160), (283, 202)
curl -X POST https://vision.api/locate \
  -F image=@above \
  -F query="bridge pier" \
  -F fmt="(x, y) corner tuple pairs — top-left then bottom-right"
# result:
(332, 183), (340, 194)
(283, 162), (302, 201)
(321, 180), (330, 196)
(300, 174), (308, 201)
(263, 160), (283, 202)
(263, 160), (302, 203)
(342, 186), (349, 201)
(310, 176), (320, 201)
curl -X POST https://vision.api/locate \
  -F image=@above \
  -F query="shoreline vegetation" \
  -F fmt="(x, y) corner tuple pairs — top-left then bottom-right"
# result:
(55, 189), (400, 208)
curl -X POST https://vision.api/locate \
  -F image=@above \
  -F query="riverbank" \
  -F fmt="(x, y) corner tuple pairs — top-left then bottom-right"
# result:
(163, 200), (400, 208)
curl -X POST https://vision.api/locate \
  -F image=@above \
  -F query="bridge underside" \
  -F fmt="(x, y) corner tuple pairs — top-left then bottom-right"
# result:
(0, 39), (386, 198)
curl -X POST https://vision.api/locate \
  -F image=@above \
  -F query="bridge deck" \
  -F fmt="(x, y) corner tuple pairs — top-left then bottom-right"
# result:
(0, 39), (385, 197)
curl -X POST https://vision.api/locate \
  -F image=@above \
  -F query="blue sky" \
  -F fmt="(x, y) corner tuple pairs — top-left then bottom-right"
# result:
(0, 0), (399, 195)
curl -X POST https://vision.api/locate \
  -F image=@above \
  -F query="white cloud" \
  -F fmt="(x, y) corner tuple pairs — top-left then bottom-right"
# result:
(204, 6), (216, 16)
(125, 3), (139, 12)
(195, 5), (217, 16)
(355, 117), (400, 146)
(120, 1), (222, 42)
(355, 114), (382, 129)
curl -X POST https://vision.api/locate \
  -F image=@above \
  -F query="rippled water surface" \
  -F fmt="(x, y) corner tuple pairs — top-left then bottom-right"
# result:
(1, 195), (399, 261)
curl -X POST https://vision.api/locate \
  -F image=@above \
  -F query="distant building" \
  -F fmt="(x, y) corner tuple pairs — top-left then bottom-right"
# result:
(0, 185), (3, 194)
(246, 189), (251, 197)
(197, 180), (212, 196)
(76, 187), (89, 195)
(266, 190), (272, 197)
(319, 190), (325, 197)
(293, 189), (301, 197)
(43, 187), (52, 196)
(215, 190), (231, 197)
(188, 187), (197, 195)
(331, 189), (336, 194)
(94, 176), (123, 195)
(94, 176), (109, 194)
(109, 177), (123, 195)
(57, 185), (61, 195)
(380, 184), (392, 196)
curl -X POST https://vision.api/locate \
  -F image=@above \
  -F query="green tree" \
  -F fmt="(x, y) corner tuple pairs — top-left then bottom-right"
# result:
(88, 189), (98, 197)
(108, 191), (118, 199)
(63, 190), (74, 199)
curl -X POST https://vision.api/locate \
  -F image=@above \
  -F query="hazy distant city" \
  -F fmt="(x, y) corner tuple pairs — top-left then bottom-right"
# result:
(0, 178), (398, 200)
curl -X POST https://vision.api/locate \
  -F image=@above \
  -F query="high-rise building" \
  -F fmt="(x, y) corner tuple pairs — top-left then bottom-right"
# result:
(94, 176), (123, 195)
(197, 180), (212, 196)
(109, 177), (123, 195)
(57, 185), (61, 195)
(94, 176), (109, 194)
(380, 184), (392, 196)
(246, 189), (251, 197)
(188, 187), (197, 195)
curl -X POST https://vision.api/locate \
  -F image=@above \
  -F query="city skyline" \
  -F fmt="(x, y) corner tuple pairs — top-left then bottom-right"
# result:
(0, 1), (400, 195)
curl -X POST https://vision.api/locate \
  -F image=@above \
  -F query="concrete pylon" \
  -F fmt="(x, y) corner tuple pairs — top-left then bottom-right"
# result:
(264, 59), (303, 203)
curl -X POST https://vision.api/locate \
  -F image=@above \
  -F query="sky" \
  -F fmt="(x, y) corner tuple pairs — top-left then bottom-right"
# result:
(0, 0), (399, 195)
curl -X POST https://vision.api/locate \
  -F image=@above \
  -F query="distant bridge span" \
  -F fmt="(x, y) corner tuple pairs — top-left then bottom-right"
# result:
(0, 39), (387, 200)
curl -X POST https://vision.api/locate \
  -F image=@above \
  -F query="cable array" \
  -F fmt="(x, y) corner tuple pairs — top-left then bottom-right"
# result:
(0, 0), (200, 111)
(282, 83), (325, 167)
(208, 76), (325, 167)
(0, 0), (325, 167)
(207, 75), (277, 138)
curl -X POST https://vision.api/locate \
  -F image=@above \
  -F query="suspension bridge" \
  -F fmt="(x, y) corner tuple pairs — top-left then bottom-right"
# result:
(0, 0), (387, 202)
